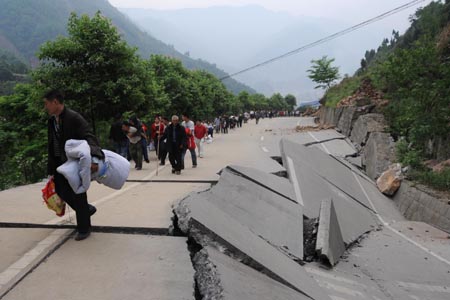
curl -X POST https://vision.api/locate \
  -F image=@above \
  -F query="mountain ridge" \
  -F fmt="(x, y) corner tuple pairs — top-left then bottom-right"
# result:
(0, 0), (254, 94)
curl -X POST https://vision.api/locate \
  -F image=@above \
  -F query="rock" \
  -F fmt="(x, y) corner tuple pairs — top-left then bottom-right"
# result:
(363, 132), (396, 180)
(376, 163), (403, 196)
(350, 113), (387, 146)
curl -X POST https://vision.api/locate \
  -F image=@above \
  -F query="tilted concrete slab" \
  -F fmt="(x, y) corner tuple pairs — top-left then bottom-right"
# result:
(191, 167), (303, 259)
(310, 138), (357, 157)
(280, 138), (375, 212)
(280, 139), (379, 245)
(315, 199), (346, 266)
(3, 234), (194, 300)
(175, 196), (330, 300)
(195, 246), (312, 300)
(224, 165), (296, 203)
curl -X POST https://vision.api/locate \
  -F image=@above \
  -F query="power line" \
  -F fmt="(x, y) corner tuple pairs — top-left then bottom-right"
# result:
(220, 0), (425, 81)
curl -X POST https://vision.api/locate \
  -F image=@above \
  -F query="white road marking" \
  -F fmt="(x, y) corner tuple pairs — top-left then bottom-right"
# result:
(398, 281), (450, 294)
(308, 131), (332, 155)
(286, 156), (304, 206)
(316, 280), (365, 297)
(352, 172), (450, 267)
(261, 146), (269, 153)
(305, 267), (366, 288)
(260, 136), (264, 141)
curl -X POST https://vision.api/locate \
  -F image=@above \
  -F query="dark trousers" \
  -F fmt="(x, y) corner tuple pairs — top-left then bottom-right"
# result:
(141, 138), (149, 162)
(130, 142), (143, 168)
(159, 142), (167, 164)
(54, 173), (91, 233)
(169, 149), (183, 171)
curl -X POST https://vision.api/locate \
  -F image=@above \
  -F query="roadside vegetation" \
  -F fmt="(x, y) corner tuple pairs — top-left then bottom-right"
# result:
(322, 1), (450, 190)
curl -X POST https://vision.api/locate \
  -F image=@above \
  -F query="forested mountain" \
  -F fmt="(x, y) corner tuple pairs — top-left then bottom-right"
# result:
(0, 0), (254, 94)
(0, 48), (29, 95)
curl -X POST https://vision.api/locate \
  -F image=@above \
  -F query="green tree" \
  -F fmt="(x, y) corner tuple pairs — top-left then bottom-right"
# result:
(284, 94), (297, 109)
(307, 56), (340, 90)
(34, 12), (147, 133)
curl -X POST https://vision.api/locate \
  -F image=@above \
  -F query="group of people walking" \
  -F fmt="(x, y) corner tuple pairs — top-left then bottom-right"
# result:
(109, 113), (214, 175)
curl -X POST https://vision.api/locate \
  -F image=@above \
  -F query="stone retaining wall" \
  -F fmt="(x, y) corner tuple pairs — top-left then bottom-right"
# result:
(393, 181), (450, 233)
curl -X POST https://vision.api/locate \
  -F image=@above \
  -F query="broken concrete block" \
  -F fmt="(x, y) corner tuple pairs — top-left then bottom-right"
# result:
(319, 106), (344, 126)
(194, 247), (312, 300)
(350, 113), (387, 146)
(175, 196), (330, 300)
(376, 163), (403, 196)
(363, 132), (396, 180)
(337, 106), (374, 137)
(315, 199), (346, 266)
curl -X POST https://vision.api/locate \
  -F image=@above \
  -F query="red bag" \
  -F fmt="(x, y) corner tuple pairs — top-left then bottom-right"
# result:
(42, 177), (66, 217)
(185, 128), (196, 150)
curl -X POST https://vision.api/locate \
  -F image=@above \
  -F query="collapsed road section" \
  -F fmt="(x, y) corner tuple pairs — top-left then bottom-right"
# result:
(171, 137), (396, 299)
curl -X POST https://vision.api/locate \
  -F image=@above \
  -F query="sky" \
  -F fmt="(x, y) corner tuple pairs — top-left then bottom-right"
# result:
(108, 0), (434, 22)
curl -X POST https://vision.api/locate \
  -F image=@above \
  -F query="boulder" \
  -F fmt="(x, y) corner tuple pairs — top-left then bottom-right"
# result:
(350, 113), (386, 146)
(376, 163), (403, 196)
(363, 132), (396, 180)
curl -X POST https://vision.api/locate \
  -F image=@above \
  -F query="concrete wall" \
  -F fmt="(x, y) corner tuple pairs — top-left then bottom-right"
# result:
(393, 181), (450, 233)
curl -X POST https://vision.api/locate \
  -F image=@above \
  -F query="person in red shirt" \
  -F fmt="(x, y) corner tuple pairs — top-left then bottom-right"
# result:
(194, 120), (208, 158)
(151, 116), (165, 160)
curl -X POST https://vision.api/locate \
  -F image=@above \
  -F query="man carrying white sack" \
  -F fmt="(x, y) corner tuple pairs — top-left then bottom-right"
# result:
(44, 90), (104, 241)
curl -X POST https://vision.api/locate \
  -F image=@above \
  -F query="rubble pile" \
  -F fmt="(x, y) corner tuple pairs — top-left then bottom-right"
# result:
(336, 78), (389, 109)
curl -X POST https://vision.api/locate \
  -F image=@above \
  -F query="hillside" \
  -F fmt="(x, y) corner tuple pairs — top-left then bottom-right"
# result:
(0, 0), (254, 94)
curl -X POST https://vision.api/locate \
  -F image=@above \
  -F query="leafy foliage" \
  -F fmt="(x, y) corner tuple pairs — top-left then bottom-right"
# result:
(307, 56), (340, 89)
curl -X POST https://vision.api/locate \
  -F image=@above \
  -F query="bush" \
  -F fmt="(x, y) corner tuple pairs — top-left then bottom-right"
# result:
(413, 169), (450, 191)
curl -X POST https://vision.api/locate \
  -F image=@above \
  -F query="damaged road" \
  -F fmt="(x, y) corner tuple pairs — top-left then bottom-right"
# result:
(2, 117), (449, 300)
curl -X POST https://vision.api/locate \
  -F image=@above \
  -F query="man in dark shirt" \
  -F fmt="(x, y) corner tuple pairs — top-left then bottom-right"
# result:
(109, 113), (128, 158)
(162, 115), (186, 175)
(44, 90), (104, 241)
